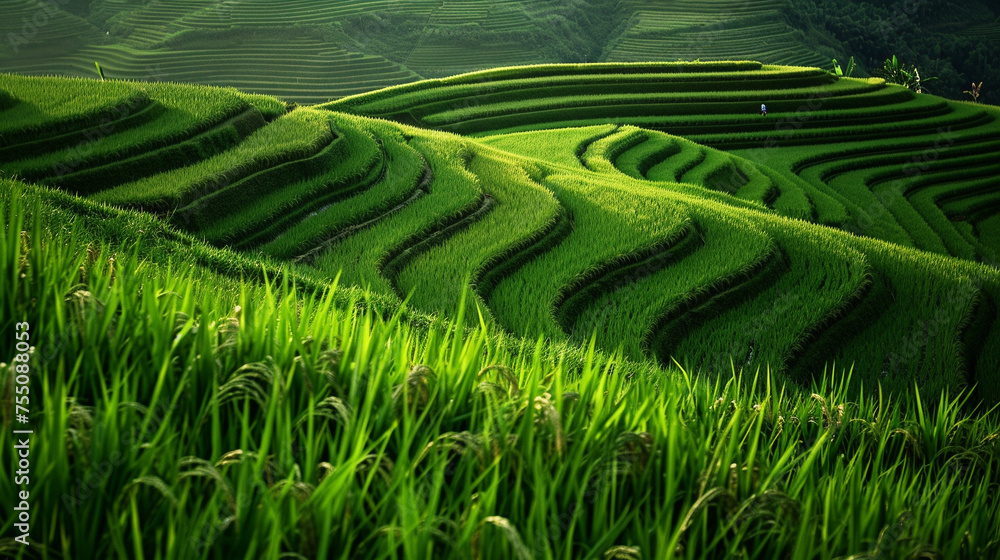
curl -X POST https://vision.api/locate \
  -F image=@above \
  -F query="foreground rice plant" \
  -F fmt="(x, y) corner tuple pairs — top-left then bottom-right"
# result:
(2, 182), (998, 559)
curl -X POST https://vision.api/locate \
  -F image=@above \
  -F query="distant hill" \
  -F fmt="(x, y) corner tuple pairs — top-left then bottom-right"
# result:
(1, 0), (995, 103)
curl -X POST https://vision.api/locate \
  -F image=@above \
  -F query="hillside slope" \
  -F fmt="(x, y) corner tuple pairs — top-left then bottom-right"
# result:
(3, 69), (999, 404)
(0, 0), (980, 104)
(325, 62), (1000, 263)
(2, 0), (994, 103)
(5, 177), (1000, 559)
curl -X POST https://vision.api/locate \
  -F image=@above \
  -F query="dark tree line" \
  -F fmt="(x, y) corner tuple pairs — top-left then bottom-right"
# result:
(785, 0), (999, 104)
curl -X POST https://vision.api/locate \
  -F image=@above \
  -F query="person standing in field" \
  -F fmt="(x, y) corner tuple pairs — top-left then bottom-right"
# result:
(761, 103), (767, 116)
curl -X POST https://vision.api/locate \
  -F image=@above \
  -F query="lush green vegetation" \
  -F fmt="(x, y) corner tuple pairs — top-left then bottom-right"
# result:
(326, 63), (1000, 264)
(3, 68), (999, 398)
(2, 57), (1000, 558)
(4, 0), (992, 104)
(0, 76), (284, 187)
(3, 180), (1000, 559)
(606, 0), (828, 69)
(787, 0), (999, 104)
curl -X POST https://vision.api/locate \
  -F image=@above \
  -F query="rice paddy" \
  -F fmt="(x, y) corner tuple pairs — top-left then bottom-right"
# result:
(0, 0), (836, 104)
(2, 51), (999, 559)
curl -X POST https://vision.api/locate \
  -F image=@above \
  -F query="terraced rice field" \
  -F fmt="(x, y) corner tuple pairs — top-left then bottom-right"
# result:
(606, 0), (829, 68)
(103, 0), (439, 48)
(400, 1), (544, 76)
(403, 44), (545, 78)
(4, 66), (999, 407)
(0, 30), (421, 104)
(0, 0), (842, 104)
(0, 1), (437, 102)
(327, 62), (1000, 264)
(0, 0), (559, 103)
(5, 54), (1000, 560)
(0, 0), (103, 58)
(164, 0), (440, 34)
(961, 22), (1000, 43)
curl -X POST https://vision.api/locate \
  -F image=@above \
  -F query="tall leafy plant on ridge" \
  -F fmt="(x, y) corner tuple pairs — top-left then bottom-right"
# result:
(877, 55), (937, 93)
(964, 81), (983, 103)
(832, 56), (857, 77)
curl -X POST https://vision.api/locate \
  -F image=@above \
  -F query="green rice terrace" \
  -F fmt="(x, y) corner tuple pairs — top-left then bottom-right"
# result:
(4, 0), (995, 104)
(2, 59), (1000, 559)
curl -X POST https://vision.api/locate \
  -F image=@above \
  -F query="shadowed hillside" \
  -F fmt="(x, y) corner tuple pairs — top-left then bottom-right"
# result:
(2, 0), (993, 103)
